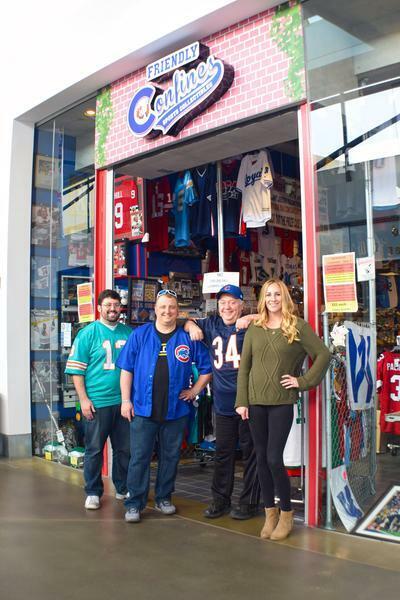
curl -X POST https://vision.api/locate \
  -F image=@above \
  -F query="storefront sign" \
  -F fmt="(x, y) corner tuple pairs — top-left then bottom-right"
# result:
(77, 282), (95, 323)
(202, 272), (239, 294)
(128, 42), (234, 138)
(344, 321), (375, 411)
(322, 252), (358, 313)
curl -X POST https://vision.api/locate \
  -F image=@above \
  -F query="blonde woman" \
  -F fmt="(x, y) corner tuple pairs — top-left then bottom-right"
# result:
(235, 279), (329, 541)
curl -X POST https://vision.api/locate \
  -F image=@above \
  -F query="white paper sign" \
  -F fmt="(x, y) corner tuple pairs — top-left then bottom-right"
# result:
(202, 271), (239, 294)
(356, 256), (375, 282)
(61, 322), (72, 347)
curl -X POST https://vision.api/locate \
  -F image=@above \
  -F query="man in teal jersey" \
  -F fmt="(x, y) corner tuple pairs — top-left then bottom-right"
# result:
(65, 289), (131, 510)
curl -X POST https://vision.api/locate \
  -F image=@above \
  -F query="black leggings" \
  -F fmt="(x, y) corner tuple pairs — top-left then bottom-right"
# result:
(248, 404), (294, 511)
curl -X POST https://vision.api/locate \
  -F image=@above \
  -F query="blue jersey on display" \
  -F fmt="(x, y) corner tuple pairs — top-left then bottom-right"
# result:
(190, 163), (217, 240)
(198, 315), (246, 416)
(172, 170), (198, 247)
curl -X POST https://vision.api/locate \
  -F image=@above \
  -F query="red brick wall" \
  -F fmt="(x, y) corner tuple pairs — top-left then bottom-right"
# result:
(96, 6), (305, 167)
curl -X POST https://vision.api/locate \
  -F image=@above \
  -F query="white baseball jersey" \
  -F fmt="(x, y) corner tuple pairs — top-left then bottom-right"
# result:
(236, 150), (273, 228)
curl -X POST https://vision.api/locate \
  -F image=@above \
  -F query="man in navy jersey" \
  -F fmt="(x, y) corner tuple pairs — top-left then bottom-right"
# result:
(185, 285), (260, 520)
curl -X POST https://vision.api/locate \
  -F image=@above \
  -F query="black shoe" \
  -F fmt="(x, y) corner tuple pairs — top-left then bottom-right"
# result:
(230, 505), (259, 520)
(203, 502), (231, 519)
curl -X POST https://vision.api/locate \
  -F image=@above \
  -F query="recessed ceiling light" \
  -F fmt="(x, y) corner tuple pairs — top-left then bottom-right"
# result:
(83, 108), (96, 118)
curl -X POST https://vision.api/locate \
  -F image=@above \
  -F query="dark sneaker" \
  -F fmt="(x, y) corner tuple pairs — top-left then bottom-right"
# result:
(125, 507), (141, 523)
(155, 500), (176, 515)
(203, 502), (231, 519)
(230, 505), (259, 520)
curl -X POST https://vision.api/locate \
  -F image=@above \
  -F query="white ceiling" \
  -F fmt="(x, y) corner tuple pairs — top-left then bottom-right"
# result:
(117, 110), (298, 179)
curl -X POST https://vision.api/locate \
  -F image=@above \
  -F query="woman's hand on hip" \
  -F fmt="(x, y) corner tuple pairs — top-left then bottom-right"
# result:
(280, 374), (299, 389)
(236, 406), (249, 420)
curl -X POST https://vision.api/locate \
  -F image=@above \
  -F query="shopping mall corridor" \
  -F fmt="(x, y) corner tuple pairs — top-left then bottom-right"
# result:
(0, 458), (399, 600)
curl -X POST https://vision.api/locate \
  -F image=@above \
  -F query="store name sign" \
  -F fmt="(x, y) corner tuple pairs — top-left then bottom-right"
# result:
(128, 42), (234, 138)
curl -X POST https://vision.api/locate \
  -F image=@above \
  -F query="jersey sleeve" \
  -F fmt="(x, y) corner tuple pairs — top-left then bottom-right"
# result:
(184, 171), (198, 206)
(260, 150), (273, 190)
(191, 339), (212, 375)
(65, 329), (91, 375)
(115, 329), (138, 373)
(236, 156), (247, 192)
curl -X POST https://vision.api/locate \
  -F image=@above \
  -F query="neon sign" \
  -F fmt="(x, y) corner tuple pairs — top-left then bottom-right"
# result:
(128, 42), (234, 138)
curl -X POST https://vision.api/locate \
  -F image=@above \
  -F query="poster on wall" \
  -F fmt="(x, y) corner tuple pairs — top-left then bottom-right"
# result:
(322, 252), (358, 313)
(114, 176), (145, 241)
(31, 257), (58, 298)
(31, 309), (58, 351)
(344, 321), (375, 411)
(67, 232), (94, 267)
(31, 361), (59, 403)
(31, 204), (61, 246)
(330, 464), (363, 532)
(355, 485), (400, 542)
(34, 155), (62, 190)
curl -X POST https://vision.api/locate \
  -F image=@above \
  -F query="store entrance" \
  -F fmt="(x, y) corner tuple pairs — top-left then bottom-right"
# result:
(112, 108), (305, 518)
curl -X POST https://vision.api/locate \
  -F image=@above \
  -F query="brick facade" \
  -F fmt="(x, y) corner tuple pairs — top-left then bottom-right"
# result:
(95, 3), (305, 168)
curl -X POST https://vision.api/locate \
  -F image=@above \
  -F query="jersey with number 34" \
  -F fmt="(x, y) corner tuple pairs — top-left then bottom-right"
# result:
(65, 320), (131, 408)
(198, 315), (245, 416)
(377, 351), (400, 435)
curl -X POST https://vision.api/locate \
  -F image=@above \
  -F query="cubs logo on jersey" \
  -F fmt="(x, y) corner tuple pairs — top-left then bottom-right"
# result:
(175, 345), (190, 363)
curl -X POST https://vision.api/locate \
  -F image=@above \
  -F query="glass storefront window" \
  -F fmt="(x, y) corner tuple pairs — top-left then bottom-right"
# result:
(31, 100), (95, 464)
(304, 0), (400, 530)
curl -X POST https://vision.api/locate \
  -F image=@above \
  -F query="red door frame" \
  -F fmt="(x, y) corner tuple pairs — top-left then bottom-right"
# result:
(94, 109), (323, 522)
(299, 102), (323, 527)
(94, 168), (109, 476)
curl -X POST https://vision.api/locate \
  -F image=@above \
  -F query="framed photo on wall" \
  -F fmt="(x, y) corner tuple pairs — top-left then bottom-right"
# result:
(34, 155), (62, 190)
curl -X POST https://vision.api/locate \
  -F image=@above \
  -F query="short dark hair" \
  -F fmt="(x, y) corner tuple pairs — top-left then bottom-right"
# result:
(97, 289), (121, 305)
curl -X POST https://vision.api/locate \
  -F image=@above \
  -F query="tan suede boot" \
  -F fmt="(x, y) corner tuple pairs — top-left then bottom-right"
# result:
(270, 510), (294, 541)
(260, 507), (279, 539)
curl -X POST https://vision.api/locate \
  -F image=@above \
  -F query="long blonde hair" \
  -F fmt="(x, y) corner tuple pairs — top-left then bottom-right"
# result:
(254, 279), (299, 344)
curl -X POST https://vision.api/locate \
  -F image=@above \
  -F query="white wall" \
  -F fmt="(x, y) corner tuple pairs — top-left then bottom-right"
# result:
(0, 0), (275, 449)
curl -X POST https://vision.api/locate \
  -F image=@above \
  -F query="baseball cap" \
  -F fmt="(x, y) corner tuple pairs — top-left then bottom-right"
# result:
(216, 284), (243, 301)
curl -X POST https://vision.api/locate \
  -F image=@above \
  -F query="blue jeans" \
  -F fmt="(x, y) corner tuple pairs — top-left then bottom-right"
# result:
(125, 415), (188, 511)
(83, 404), (130, 497)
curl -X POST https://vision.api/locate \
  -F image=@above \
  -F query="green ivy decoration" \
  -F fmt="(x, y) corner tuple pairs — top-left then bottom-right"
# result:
(95, 87), (114, 167)
(270, 1), (305, 101)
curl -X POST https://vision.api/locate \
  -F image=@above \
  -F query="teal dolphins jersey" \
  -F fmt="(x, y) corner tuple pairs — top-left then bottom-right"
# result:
(65, 320), (131, 408)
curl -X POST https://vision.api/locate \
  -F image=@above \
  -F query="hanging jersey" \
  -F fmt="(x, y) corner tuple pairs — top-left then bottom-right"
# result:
(146, 177), (172, 252)
(222, 159), (242, 235)
(236, 150), (273, 228)
(190, 164), (217, 240)
(377, 351), (400, 435)
(250, 252), (268, 283)
(65, 320), (131, 408)
(172, 171), (198, 247)
(376, 274), (398, 309)
(258, 228), (282, 279)
(197, 315), (246, 416)
(114, 176), (139, 240)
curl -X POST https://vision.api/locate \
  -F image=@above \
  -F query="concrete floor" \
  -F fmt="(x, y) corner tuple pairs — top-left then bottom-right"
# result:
(1, 458), (400, 600)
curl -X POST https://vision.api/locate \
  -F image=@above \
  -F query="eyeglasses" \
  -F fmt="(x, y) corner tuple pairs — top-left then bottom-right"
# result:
(101, 302), (121, 309)
(156, 289), (177, 299)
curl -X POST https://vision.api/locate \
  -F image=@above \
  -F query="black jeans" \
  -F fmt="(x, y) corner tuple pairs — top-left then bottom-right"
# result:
(212, 413), (260, 508)
(248, 404), (293, 511)
(83, 404), (130, 497)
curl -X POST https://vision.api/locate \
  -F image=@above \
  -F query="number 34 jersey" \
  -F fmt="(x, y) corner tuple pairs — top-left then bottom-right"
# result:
(65, 320), (131, 408)
(197, 315), (245, 416)
(377, 351), (400, 435)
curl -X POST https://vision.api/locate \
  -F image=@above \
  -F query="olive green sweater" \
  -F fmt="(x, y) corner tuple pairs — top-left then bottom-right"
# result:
(235, 318), (330, 407)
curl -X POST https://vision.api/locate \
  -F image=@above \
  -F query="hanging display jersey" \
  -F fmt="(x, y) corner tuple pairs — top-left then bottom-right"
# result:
(172, 171), (198, 247)
(65, 320), (131, 408)
(280, 254), (302, 286)
(258, 228), (282, 279)
(190, 164), (217, 240)
(222, 159), (242, 235)
(114, 177), (140, 240)
(197, 315), (246, 416)
(377, 351), (400, 435)
(376, 274), (398, 309)
(146, 177), (172, 252)
(236, 150), (273, 228)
